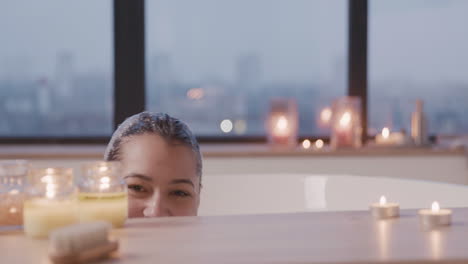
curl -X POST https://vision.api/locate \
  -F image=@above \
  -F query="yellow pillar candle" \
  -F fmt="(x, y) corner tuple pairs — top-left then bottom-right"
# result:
(23, 199), (77, 238)
(78, 192), (128, 228)
(79, 161), (128, 228)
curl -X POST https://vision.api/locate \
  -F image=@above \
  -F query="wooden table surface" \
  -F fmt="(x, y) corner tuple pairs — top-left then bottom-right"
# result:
(2, 208), (468, 264)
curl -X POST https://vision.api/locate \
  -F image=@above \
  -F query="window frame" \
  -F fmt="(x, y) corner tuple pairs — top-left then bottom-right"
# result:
(0, 0), (367, 145)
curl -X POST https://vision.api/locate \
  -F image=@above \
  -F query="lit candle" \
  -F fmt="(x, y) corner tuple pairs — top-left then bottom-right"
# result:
(78, 192), (127, 228)
(23, 199), (77, 238)
(302, 139), (311, 150)
(273, 115), (290, 137)
(314, 139), (325, 150)
(375, 127), (406, 146)
(339, 111), (352, 129)
(334, 111), (353, 147)
(330, 96), (362, 149)
(418, 201), (452, 229)
(23, 168), (77, 238)
(319, 107), (333, 126)
(370, 196), (400, 219)
(78, 162), (128, 228)
(267, 99), (298, 148)
(0, 160), (28, 228)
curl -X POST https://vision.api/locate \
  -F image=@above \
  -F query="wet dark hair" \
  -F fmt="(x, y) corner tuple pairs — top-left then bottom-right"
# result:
(104, 112), (202, 179)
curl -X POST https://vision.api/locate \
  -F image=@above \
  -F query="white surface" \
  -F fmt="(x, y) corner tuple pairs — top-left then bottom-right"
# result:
(199, 174), (468, 216)
(12, 155), (468, 216)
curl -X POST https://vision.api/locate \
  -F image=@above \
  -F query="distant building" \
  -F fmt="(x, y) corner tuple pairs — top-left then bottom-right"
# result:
(55, 51), (74, 99)
(236, 54), (262, 94)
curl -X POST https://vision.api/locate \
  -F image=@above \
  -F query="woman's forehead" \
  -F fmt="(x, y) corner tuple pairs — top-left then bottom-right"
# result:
(120, 134), (198, 180)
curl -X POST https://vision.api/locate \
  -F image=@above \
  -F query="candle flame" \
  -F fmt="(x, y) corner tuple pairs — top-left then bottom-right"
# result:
(46, 183), (56, 198)
(41, 175), (54, 183)
(320, 107), (332, 124)
(432, 201), (440, 212)
(380, 196), (387, 205)
(276, 116), (288, 130)
(9, 207), (17, 214)
(99, 166), (108, 172)
(100, 183), (110, 191)
(100, 176), (110, 184)
(339, 112), (352, 128)
(302, 139), (311, 149)
(315, 139), (324, 149)
(382, 127), (390, 139)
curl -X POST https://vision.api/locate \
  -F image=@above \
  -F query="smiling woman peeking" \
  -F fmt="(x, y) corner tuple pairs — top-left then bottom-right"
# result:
(104, 112), (202, 218)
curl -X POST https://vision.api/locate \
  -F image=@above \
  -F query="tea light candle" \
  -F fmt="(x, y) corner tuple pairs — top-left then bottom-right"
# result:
(314, 139), (325, 150)
(370, 196), (400, 219)
(301, 139), (311, 150)
(375, 127), (406, 146)
(418, 201), (452, 228)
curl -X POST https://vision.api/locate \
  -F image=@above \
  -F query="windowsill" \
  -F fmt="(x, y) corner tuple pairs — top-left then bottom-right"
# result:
(0, 144), (465, 160)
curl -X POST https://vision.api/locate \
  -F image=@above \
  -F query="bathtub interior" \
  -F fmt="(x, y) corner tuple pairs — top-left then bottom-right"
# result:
(198, 174), (468, 216)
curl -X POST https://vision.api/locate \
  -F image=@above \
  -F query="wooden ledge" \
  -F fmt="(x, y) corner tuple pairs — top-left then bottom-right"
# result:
(0, 144), (465, 160)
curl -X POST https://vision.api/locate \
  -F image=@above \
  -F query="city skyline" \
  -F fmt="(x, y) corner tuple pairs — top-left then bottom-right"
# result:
(1, 0), (467, 136)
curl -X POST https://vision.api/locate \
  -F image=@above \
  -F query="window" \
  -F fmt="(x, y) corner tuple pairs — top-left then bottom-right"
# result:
(369, 0), (468, 136)
(146, 0), (348, 137)
(0, 0), (113, 137)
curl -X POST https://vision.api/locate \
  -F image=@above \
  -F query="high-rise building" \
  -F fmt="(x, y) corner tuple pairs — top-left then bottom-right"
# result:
(55, 51), (74, 99)
(236, 54), (261, 94)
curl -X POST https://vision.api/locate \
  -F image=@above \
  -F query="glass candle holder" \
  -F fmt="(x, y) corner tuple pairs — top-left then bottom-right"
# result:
(24, 168), (77, 238)
(78, 161), (127, 228)
(0, 160), (29, 228)
(266, 98), (298, 148)
(330, 96), (362, 149)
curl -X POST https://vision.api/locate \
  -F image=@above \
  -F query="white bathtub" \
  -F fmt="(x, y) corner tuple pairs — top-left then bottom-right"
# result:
(198, 174), (468, 216)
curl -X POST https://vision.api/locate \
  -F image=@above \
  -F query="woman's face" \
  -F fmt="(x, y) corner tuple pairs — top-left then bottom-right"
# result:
(120, 133), (200, 218)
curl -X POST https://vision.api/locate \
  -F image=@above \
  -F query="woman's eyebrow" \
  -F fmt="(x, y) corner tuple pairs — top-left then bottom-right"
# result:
(170, 179), (195, 188)
(124, 173), (153, 182)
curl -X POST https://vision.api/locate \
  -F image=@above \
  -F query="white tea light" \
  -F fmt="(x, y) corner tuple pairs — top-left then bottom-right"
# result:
(370, 196), (400, 219)
(302, 139), (311, 149)
(315, 139), (324, 150)
(418, 201), (452, 229)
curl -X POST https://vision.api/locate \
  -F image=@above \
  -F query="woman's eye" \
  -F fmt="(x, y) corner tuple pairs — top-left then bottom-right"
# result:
(170, 190), (191, 197)
(127, 184), (146, 193)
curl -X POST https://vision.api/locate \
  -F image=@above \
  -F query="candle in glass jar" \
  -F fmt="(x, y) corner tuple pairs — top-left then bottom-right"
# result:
(23, 168), (77, 238)
(78, 162), (128, 228)
(370, 196), (400, 219)
(267, 99), (298, 148)
(23, 199), (77, 238)
(273, 115), (290, 138)
(0, 160), (28, 228)
(78, 192), (127, 227)
(330, 97), (362, 149)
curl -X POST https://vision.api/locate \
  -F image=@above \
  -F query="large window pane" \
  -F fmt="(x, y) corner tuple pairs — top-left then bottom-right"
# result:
(369, 0), (468, 136)
(146, 0), (347, 136)
(0, 0), (113, 137)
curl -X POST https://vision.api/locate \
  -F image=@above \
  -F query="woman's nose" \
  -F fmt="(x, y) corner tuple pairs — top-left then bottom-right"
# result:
(143, 191), (170, 217)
